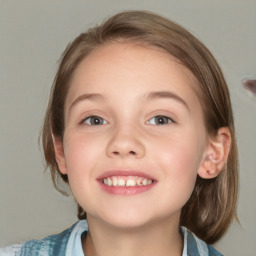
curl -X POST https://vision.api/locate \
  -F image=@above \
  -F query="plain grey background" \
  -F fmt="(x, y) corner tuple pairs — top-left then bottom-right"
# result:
(0, 0), (255, 255)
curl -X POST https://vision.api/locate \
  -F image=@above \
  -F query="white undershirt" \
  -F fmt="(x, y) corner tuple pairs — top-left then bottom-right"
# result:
(65, 220), (88, 256)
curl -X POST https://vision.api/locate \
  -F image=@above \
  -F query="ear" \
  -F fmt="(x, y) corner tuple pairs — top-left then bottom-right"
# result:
(52, 134), (68, 175)
(198, 127), (231, 179)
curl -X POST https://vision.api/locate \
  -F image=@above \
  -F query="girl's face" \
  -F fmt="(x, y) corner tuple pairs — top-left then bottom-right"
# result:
(57, 43), (208, 229)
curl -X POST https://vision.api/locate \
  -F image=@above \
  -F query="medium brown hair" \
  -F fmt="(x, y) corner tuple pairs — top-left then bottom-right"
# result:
(42, 10), (238, 244)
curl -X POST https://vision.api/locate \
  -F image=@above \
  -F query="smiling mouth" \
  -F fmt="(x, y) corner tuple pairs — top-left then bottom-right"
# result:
(101, 176), (155, 187)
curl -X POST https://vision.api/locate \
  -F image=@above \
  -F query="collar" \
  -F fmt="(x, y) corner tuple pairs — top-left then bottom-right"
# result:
(65, 220), (217, 256)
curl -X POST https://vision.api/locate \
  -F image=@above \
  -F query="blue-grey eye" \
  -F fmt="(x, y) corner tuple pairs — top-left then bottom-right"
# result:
(84, 116), (107, 125)
(147, 115), (173, 125)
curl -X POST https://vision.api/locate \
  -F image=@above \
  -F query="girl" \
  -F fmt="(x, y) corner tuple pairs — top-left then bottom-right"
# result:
(1, 10), (238, 256)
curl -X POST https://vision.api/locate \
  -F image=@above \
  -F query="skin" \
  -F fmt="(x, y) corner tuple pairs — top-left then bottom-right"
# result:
(53, 42), (231, 256)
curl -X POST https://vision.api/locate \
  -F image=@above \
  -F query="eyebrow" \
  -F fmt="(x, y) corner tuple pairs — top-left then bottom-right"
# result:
(69, 93), (104, 113)
(68, 90), (190, 113)
(146, 91), (190, 111)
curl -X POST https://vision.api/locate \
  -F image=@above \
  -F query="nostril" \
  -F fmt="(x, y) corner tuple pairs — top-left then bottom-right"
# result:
(111, 150), (137, 157)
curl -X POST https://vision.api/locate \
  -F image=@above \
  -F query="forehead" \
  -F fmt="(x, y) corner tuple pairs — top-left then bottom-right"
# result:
(65, 42), (202, 112)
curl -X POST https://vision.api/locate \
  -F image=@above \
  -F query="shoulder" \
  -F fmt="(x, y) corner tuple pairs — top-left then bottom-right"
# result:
(0, 221), (85, 256)
(207, 244), (223, 256)
(0, 243), (24, 256)
(181, 226), (223, 256)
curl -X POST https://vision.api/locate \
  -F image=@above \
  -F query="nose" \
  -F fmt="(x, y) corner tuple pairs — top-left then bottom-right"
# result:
(106, 126), (146, 159)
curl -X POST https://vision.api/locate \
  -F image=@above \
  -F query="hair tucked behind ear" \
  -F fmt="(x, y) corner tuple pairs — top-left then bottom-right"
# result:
(41, 10), (238, 244)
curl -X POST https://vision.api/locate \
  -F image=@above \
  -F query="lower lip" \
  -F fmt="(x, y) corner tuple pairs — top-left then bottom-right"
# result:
(97, 180), (157, 195)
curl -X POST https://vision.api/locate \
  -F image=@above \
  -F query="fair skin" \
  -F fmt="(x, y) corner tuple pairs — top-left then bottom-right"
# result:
(53, 42), (231, 256)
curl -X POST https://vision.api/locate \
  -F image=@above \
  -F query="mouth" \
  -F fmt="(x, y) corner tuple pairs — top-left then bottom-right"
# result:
(101, 176), (155, 187)
(97, 171), (157, 195)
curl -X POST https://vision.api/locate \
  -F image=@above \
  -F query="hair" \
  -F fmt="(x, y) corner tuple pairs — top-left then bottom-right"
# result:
(41, 10), (238, 244)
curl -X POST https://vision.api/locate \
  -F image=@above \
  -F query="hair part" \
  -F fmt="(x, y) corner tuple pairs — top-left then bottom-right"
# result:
(41, 10), (238, 244)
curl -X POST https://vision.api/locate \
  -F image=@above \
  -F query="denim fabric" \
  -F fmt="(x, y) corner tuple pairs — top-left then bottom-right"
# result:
(0, 220), (223, 256)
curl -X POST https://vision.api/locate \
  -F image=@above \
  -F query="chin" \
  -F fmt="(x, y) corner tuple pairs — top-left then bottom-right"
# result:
(106, 218), (151, 230)
(93, 209), (153, 230)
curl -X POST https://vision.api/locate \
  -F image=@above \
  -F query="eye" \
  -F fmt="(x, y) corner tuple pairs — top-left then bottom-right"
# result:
(83, 116), (107, 125)
(147, 115), (174, 125)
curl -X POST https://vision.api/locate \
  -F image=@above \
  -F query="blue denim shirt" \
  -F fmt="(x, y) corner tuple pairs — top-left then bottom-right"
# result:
(0, 220), (223, 256)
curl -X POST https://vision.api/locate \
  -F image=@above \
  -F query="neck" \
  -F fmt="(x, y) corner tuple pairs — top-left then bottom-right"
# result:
(83, 215), (183, 256)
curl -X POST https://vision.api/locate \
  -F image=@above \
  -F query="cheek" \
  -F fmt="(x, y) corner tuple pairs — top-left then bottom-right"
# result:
(153, 133), (203, 199)
(163, 145), (199, 188)
(155, 131), (203, 172)
(63, 134), (103, 183)
(62, 134), (103, 210)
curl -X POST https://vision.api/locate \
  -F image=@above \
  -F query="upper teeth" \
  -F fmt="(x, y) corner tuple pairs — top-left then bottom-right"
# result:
(103, 176), (153, 187)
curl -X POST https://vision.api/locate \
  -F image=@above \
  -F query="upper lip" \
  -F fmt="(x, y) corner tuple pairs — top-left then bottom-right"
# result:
(97, 170), (156, 181)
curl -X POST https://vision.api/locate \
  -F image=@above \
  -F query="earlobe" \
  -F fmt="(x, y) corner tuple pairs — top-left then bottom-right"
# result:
(52, 134), (68, 174)
(198, 127), (231, 179)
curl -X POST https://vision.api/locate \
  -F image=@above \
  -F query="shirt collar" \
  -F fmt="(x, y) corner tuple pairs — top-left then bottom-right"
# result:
(65, 220), (210, 256)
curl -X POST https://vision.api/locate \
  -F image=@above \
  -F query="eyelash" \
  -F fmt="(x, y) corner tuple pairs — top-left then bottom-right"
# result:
(81, 115), (175, 126)
(146, 115), (175, 125)
(82, 116), (107, 126)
